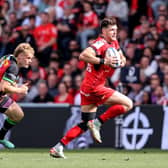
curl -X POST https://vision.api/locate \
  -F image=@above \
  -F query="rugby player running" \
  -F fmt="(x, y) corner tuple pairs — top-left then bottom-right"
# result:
(50, 17), (133, 158)
(0, 43), (34, 148)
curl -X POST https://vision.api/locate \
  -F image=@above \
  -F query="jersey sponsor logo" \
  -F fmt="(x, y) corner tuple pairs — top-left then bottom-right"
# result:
(92, 41), (104, 49)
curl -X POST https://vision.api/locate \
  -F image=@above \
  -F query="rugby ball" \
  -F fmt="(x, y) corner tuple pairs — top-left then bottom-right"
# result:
(105, 47), (121, 68)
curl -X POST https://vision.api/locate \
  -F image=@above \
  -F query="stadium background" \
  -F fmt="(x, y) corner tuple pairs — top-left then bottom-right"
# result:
(0, 0), (168, 151)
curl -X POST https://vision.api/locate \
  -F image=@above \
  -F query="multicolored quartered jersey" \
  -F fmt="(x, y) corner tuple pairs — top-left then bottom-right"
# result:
(0, 55), (19, 84)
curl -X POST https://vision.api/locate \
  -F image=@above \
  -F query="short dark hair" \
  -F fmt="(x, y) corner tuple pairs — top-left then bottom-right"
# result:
(100, 17), (117, 31)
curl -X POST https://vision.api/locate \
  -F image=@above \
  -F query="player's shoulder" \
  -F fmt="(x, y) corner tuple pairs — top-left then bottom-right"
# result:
(7, 54), (17, 63)
(0, 54), (15, 64)
(0, 55), (18, 81)
(4, 55), (18, 70)
(91, 36), (107, 50)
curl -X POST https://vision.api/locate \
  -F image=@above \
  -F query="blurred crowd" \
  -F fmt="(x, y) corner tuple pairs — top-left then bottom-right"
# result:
(0, 0), (168, 106)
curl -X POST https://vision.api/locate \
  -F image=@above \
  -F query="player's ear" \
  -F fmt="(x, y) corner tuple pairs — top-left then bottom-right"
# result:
(102, 27), (106, 34)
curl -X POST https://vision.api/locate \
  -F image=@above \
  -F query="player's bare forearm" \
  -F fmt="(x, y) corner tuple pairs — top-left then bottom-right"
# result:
(0, 82), (20, 94)
(79, 47), (101, 64)
(0, 80), (27, 94)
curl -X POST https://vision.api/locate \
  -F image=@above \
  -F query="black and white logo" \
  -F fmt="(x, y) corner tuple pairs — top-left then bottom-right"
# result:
(122, 107), (153, 149)
(161, 106), (168, 150)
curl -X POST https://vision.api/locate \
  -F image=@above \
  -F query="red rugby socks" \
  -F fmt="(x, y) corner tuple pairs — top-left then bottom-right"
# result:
(60, 125), (85, 145)
(99, 104), (125, 123)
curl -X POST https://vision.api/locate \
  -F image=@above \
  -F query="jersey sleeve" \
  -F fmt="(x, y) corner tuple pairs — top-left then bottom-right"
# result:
(2, 60), (19, 84)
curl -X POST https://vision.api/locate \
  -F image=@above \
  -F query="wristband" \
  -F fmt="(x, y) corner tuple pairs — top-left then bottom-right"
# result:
(100, 58), (104, 64)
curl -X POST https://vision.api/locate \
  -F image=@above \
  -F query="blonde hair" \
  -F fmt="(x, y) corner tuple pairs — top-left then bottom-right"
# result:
(14, 43), (35, 57)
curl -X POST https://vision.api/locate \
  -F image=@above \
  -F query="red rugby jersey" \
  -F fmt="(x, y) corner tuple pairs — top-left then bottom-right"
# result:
(81, 36), (120, 89)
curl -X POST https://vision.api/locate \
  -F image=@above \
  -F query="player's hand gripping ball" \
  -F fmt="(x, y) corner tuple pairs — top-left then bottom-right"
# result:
(105, 47), (121, 68)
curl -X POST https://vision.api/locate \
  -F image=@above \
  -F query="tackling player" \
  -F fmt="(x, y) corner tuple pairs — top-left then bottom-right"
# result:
(50, 17), (133, 158)
(0, 43), (34, 148)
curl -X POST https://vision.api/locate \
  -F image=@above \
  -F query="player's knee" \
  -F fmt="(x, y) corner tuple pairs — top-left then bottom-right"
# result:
(11, 110), (24, 122)
(125, 98), (133, 112)
(15, 104), (24, 120)
(17, 110), (24, 121)
(6, 103), (24, 121)
(11, 109), (24, 122)
(81, 112), (96, 122)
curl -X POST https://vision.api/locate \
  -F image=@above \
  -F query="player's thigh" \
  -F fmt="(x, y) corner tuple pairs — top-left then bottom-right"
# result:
(81, 104), (98, 113)
(104, 90), (133, 108)
(5, 102), (24, 121)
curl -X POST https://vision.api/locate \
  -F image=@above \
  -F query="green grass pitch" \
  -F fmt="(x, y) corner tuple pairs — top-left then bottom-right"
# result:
(0, 148), (168, 168)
